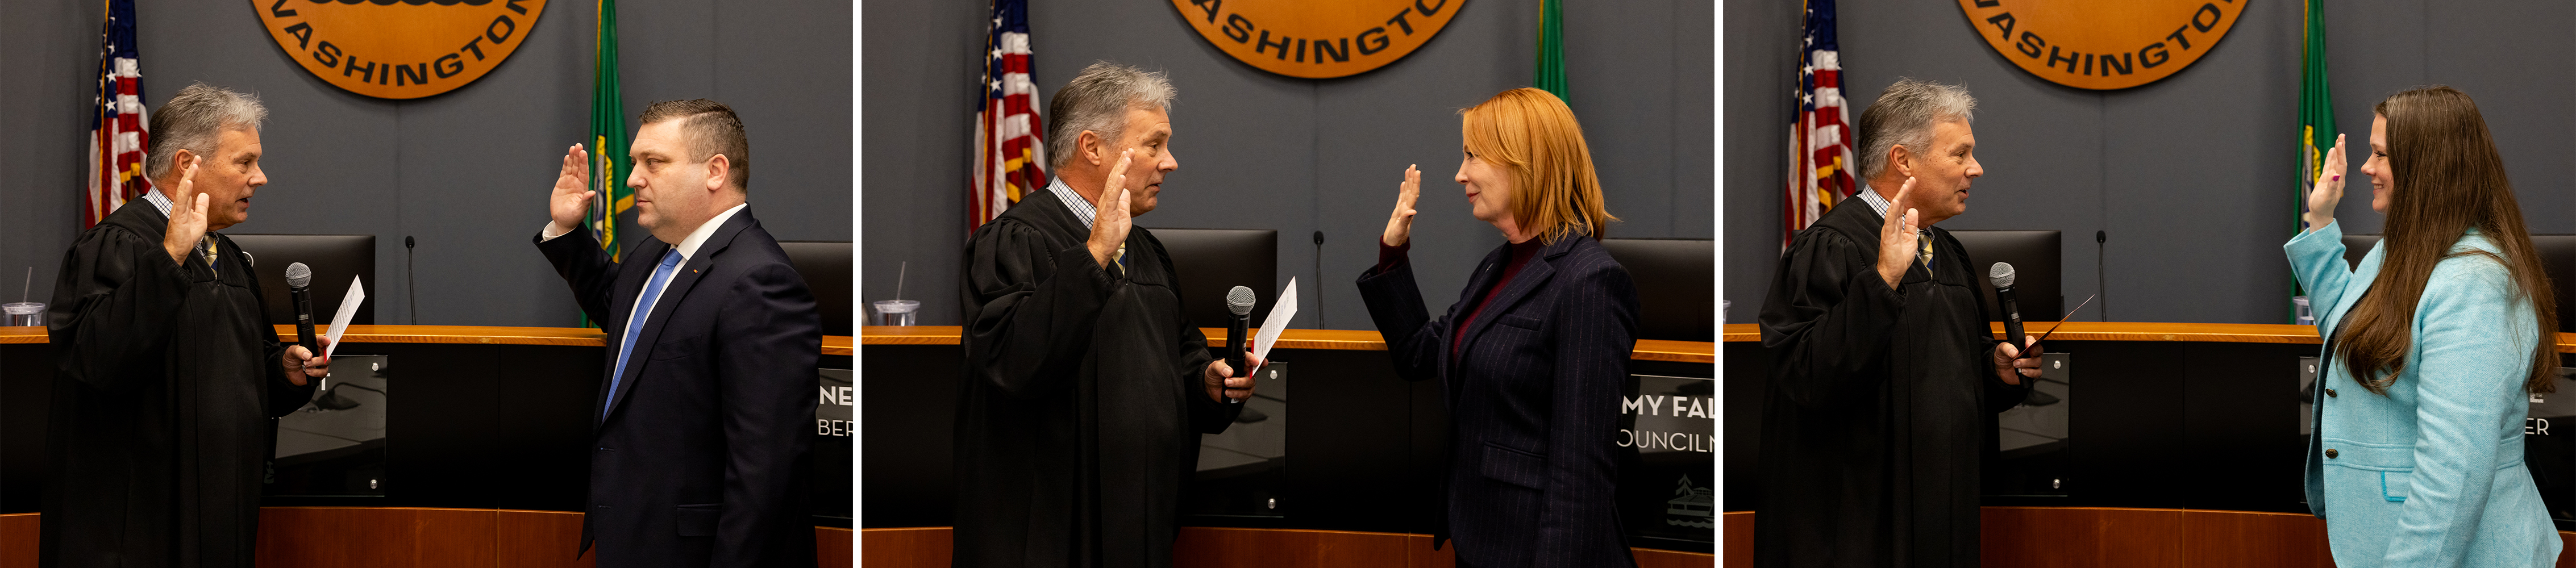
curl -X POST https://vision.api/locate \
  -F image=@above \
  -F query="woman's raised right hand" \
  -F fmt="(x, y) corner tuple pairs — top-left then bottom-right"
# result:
(1381, 164), (1421, 247)
(2304, 133), (2347, 229)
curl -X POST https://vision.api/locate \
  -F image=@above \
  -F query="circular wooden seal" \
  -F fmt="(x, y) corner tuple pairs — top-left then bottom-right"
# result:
(1957, 0), (2245, 90)
(1170, 0), (1463, 79)
(252, 0), (548, 99)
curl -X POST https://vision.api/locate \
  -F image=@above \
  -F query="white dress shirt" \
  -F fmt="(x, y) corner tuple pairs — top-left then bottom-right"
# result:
(542, 202), (748, 331)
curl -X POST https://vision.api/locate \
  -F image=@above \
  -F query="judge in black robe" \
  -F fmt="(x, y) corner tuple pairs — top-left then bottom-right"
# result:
(954, 65), (1254, 567)
(955, 186), (1251, 567)
(41, 90), (322, 568)
(1754, 79), (2035, 568)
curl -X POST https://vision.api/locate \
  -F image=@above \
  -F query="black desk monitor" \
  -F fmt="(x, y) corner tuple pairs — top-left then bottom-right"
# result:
(1599, 238), (1713, 342)
(2538, 235), (2576, 333)
(1147, 228), (1278, 332)
(2341, 234), (2377, 270)
(1947, 230), (2062, 325)
(779, 241), (854, 336)
(225, 234), (373, 327)
(2346, 233), (2576, 333)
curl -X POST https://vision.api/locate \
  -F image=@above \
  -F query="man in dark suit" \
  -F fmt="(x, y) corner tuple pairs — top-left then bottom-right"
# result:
(536, 99), (819, 567)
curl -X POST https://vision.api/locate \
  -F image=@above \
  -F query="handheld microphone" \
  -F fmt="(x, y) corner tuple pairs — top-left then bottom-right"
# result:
(1225, 286), (1255, 384)
(285, 262), (319, 354)
(1989, 262), (2025, 350)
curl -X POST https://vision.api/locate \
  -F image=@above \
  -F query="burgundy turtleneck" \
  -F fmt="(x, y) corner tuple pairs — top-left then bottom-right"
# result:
(1379, 237), (1546, 360)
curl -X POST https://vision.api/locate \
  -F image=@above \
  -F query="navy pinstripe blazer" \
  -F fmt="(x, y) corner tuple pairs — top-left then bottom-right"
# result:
(1356, 234), (1641, 567)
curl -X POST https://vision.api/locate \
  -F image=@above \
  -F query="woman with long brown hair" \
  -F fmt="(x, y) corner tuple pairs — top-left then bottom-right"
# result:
(1356, 87), (1640, 566)
(2290, 85), (2562, 566)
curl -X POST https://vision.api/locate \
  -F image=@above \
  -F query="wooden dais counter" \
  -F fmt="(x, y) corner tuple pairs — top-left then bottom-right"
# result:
(1723, 321), (2576, 352)
(0, 325), (855, 567)
(1, 324), (854, 355)
(862, 325), (1714, 363)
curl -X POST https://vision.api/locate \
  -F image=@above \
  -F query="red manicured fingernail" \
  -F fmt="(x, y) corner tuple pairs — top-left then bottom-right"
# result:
(2332, 175), (2341, 181)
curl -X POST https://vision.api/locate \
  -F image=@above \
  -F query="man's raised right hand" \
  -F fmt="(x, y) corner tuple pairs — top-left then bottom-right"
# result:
(1087, 148), (1135, 270)
(1874, 177), (1920, 291)
(547, 143), (596, 237)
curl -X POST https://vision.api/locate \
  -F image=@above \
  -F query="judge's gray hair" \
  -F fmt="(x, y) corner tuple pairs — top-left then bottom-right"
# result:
(1045, 61), (1175, 170)
(1857, 78), (1975, 182)
(146, 82), (267, 181)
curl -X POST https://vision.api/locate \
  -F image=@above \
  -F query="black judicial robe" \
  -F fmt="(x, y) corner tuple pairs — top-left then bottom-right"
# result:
(40, 200), (315, 568)
(954, 189), (1243, 568)
(1754, 198), (2029, 568)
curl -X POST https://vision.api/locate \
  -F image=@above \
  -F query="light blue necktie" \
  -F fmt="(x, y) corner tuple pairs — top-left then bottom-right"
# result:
(607, 249), (684, 416)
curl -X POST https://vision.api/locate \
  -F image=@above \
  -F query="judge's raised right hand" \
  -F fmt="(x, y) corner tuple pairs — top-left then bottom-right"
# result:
(1086, 148), (1136, 270)
(162, 163), (209, 266)
(1381, 164), (1421, 247)
(1874, 177), (1920, 291)
(547, 144), (597, 237)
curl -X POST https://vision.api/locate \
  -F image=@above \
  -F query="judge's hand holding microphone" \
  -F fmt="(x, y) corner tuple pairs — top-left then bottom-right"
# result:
(1090, 148), (1261, 403)
(1874, 176), (2040, 385)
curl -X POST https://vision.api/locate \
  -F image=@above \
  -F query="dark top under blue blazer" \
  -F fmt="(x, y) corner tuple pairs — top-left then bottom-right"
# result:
(1355, 235), (1640, 568)
(536, 208), (819, 568)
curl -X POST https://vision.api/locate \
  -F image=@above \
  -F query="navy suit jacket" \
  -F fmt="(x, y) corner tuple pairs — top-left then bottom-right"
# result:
(1355, 235), (1639, 567)
(536, 208), (819, 568)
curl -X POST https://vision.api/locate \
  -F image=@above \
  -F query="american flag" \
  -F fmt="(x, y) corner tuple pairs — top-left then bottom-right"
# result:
(972, 0), (1046, 232)
(1785, 0), (1855, 245)
(86, 0), (148, 228)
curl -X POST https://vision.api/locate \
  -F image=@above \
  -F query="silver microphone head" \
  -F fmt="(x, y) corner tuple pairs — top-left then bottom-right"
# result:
(1226, 286), (1256, 315)
(284, 262), (314, 289)
(1987, 262), (2016, 289)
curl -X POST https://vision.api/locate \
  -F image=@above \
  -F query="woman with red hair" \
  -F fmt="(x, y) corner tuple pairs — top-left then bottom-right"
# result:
(1356, 87), (1640, 567)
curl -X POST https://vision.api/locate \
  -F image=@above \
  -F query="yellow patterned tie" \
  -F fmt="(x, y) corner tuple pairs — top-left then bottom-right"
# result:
(1917, 231), (1934, 270)
(1113, 244), (1128, 275)
(202, 236), (220, 277)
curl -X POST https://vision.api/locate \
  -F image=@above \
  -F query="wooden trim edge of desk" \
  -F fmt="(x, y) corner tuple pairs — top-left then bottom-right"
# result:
(860, 326), (1718, 362)
(0, 510), (851, 568)
(858, 526), (1712, 567)
(1722, 323), (2576, 352)
(1725, 509), (2576, 568)
(1, 325), (854, 355)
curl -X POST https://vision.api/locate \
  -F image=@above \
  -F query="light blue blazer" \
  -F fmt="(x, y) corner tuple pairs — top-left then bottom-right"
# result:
(2288, 222), (2561, 567)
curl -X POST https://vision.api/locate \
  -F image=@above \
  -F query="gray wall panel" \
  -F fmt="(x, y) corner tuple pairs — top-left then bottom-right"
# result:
(1, 0), (851, 327)
(1723, 0), (2575, 325)
(0, 0), (94, 310)
(865, 0), (1714, 329)
(1720, 0), (1794, 325)
(858, 0), (981, 326)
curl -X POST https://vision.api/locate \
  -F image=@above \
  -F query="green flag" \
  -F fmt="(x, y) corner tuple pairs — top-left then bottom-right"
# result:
(2294, 0), (2334, 322)
(582, 0), (632, 328)
(1534, 0), (1566, 101)
(589, 0), (633, 262)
